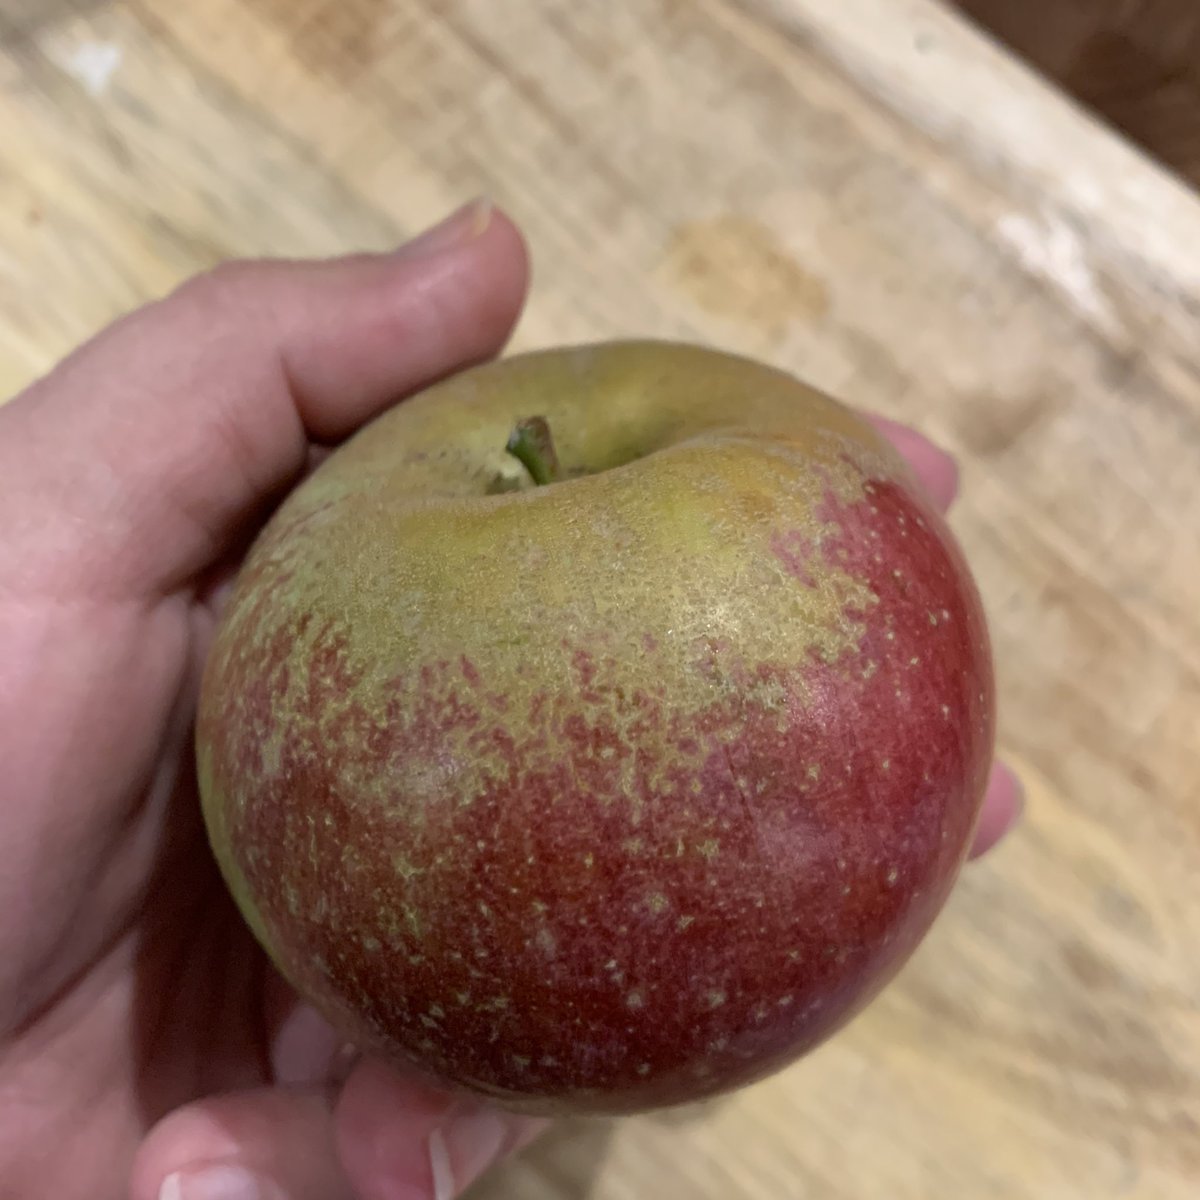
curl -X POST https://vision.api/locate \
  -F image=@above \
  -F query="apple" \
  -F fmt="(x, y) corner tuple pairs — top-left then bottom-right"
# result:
(196, 341), (994, 1115)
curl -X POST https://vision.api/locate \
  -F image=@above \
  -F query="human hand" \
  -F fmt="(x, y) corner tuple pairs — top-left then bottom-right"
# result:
(0, 200), (1021, 1200)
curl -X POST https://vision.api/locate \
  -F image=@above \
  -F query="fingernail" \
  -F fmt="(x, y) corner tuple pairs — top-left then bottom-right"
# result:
(997, 759), (1027, 818)
(159, 1165), (279, 1200)
(865, 414), (959, 509)
(426, 1106), (511, 1200)
(868, 414), (957, 472)
(330, 1039), (363, 1086)
(398, 197), (493, 259)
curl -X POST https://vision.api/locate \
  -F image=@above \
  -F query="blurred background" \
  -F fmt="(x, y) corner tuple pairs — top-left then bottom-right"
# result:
(1, 1), (1198, 1197)
(956, 0), (1200, 186)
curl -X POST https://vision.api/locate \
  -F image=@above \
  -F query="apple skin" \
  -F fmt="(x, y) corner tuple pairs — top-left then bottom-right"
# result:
(196, 341), (994, 1116)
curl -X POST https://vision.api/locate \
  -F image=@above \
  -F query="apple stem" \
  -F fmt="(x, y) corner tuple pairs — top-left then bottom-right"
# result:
(506, 416), (560, 486)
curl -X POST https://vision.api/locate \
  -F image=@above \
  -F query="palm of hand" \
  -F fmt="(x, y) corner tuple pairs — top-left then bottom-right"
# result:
(0, 570), (270, 1179)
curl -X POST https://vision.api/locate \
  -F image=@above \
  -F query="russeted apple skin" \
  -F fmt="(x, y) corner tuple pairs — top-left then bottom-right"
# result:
(196, 341), (994, 1115)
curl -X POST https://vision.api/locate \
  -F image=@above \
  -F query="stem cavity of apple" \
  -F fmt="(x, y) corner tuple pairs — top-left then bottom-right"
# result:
(506, 416), (560, 486)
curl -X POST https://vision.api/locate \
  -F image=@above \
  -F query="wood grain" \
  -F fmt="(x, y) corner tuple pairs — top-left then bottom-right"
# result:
(955, 0), (1200, 186)
(1, 1), (1198, 1196)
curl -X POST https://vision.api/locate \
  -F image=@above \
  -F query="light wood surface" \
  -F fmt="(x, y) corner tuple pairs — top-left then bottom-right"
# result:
(2, 1), (1199, 1197)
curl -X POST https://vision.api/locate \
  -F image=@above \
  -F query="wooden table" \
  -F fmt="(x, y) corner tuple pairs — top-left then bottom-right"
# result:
(954, 0), (1200, 187)
(2, 1), (1198, 1196)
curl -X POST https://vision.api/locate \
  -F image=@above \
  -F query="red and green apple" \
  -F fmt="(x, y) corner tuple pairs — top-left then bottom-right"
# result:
(196, 341), (995, 1116)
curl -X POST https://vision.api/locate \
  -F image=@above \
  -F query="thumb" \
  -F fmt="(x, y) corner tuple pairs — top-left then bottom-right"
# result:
(0, 198), (529, 599)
